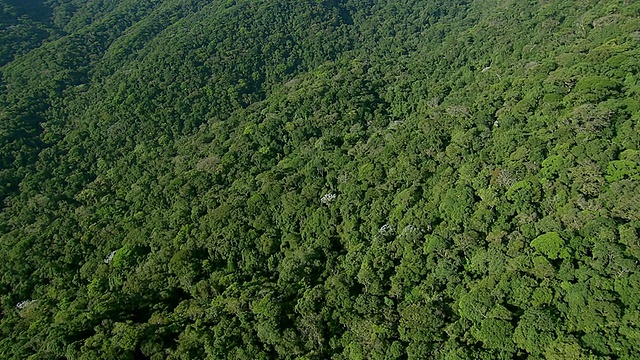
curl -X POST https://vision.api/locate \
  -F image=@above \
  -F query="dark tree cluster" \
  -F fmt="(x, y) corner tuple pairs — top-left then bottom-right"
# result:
(1, 0), (639, 359)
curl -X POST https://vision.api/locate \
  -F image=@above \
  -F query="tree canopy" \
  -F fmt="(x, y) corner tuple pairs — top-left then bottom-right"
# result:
(1, 0), (640, 358)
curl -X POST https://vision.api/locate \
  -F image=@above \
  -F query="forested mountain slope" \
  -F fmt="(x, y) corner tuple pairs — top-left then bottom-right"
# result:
(1, 0), (640, 359)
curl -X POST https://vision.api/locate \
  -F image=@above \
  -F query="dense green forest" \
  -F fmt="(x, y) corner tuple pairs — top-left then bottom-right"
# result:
(1, 0), (640, 358)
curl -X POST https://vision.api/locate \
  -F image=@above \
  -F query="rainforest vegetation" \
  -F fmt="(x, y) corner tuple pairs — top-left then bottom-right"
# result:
(1, 0), (640, 359)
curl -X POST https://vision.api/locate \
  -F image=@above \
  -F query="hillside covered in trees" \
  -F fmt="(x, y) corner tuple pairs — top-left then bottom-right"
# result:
(1, 0), (640, 358)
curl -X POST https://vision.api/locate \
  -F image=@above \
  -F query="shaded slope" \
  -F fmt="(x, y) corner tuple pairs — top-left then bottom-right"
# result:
(1, 0), (639, 359)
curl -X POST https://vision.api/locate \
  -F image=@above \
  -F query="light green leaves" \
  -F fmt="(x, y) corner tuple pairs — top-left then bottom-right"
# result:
(530, 232), (569, 259)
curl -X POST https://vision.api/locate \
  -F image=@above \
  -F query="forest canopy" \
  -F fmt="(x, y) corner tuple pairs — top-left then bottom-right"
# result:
(1, 0), (640, 359)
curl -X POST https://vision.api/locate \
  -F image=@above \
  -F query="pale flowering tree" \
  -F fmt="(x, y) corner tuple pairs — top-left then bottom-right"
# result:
(104, 250), (117, 264)
(378, 223), (395, 237)
(16, 300), (35, 310)
(320, 193), (337, 205)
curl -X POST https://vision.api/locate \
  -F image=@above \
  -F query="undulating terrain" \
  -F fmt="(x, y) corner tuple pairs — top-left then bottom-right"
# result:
(1, 0), (640, 358)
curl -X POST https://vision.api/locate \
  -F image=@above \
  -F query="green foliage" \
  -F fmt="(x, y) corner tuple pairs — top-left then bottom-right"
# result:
(1, 0), (639, 358)
(531, 232), (569, 260)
